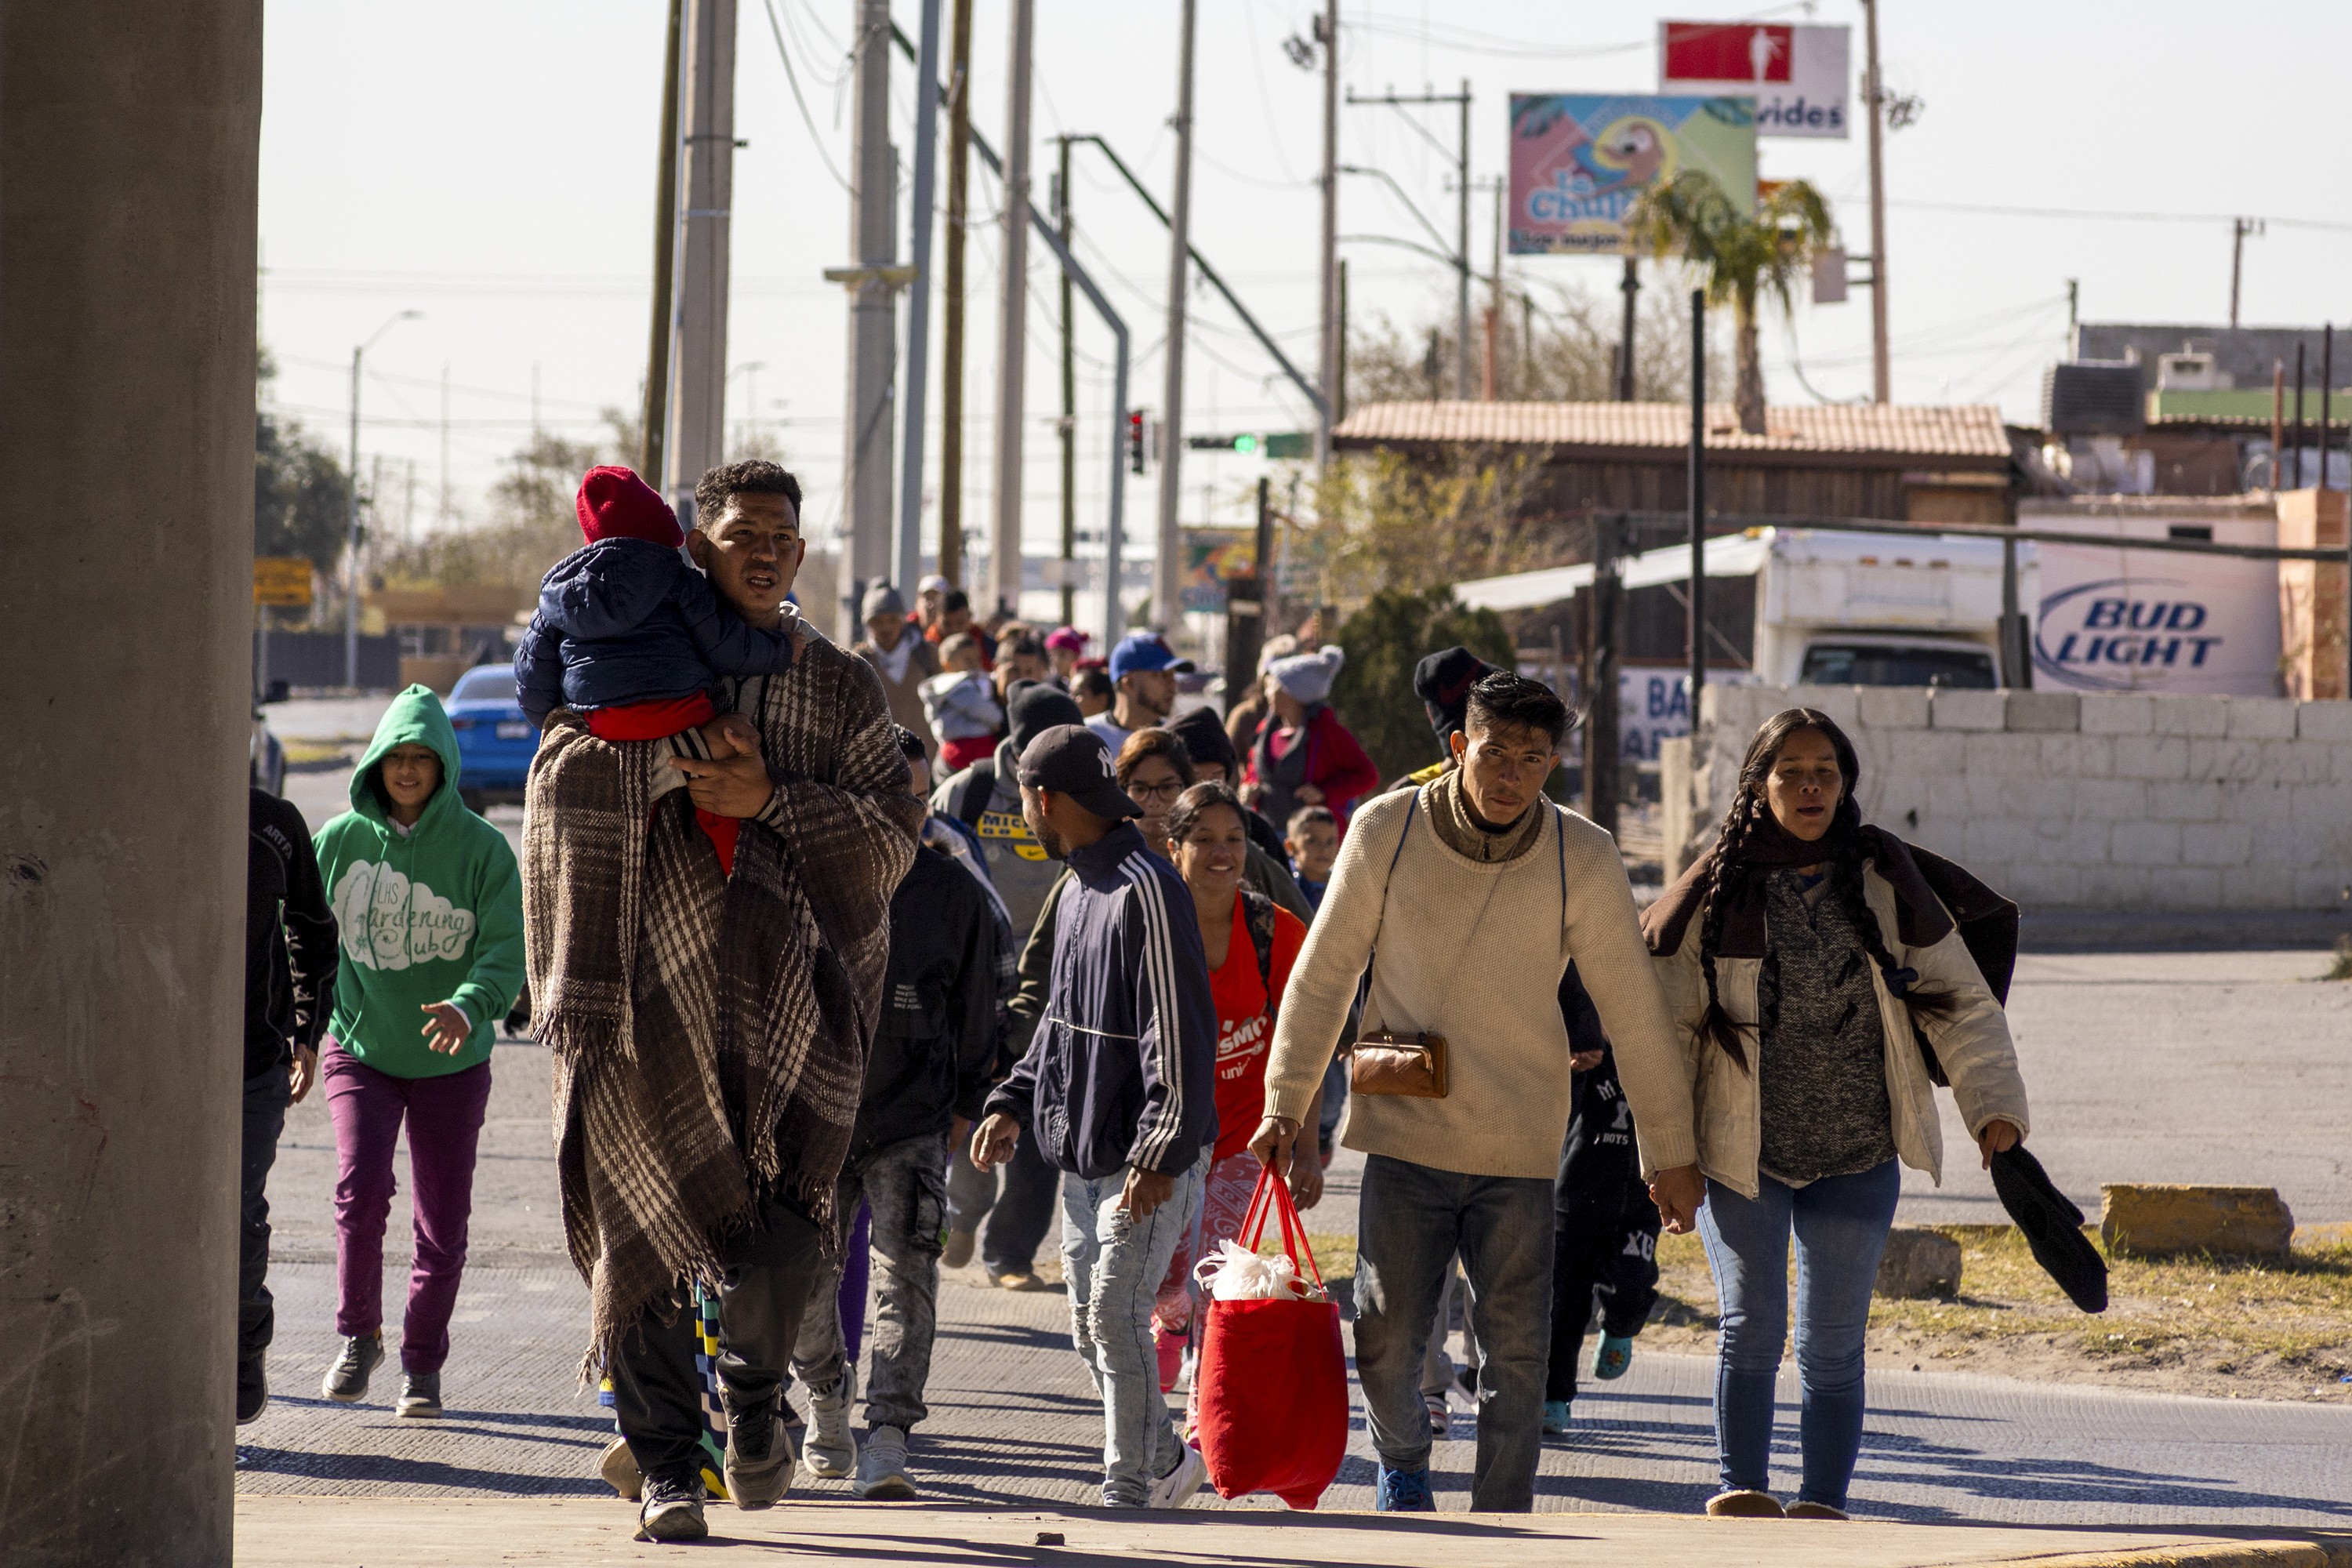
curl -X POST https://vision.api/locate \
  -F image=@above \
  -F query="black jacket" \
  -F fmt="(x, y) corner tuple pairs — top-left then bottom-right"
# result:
(246, 789), (338, 1080)
(985, 820), (1218, 1180)
(854, 843), (1000, 1159)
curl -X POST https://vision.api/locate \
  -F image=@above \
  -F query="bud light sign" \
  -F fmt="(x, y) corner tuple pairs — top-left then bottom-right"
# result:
(2032, 547), (2281, 695)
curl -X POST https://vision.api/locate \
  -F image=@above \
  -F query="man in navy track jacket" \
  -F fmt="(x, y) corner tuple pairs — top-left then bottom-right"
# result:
(972, 724), (1216, 1510)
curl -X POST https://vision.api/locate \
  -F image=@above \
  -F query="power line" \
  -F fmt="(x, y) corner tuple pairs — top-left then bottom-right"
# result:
(759, 0), (852, 191)
(1893, 199), (2352, 234)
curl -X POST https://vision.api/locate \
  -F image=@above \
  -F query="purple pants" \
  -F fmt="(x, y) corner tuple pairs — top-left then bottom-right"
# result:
(323, 1043), (492, 1374)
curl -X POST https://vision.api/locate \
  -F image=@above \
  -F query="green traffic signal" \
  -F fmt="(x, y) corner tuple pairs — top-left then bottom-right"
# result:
(1232, 434), (1258, 455)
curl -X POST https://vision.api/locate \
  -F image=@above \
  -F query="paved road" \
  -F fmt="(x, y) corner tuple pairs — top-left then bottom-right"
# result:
(248, 1040), (2352, 1526)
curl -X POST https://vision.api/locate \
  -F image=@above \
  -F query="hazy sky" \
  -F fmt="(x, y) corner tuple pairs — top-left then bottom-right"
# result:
(259, 1), (2352, 565)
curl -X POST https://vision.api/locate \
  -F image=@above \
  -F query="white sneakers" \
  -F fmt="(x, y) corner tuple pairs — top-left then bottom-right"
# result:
(804, 1385), (858, 1481)
(855, 1424), (917, 1500)
(1148, 1443), (1208, 1510)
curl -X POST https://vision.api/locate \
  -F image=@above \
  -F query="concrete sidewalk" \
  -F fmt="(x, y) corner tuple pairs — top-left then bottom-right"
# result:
(231, 1496), (2351, 1567)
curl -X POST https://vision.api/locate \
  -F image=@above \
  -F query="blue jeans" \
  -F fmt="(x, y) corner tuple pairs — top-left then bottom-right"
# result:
(1059, 1151), (1208, 1507)
(1352, 1153), (1555, 1511)
(1697, 1160), (1901, 1509)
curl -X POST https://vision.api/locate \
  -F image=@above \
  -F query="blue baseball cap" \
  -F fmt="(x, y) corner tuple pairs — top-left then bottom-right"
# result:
(1107, 631), (1196, 681)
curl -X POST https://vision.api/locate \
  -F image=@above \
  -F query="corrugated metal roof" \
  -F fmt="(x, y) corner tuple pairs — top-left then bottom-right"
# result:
(1332, 401), (2013, 459)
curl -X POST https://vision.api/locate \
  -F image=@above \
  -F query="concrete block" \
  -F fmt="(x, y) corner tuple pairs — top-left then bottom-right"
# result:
(1858, 686), (1932, 730)
(1785, 685), (1860, 728)
(2113, 736), (2190, 780)
(2260, 739), (2334, 785)
(2147, 695), (2231, 738)
(2336, 744), (2352, 786)
(2038, 733), (2114, 777)
(1930, 688), (2005, 732)
(2005, 691), (2082, 732)
(2100, 1184), (2293, 1258)
(2224, 699), (2299, 740)
(2221, 865), (2298, 909)
(2251, 824), (2325, 871)
(2184, 739), (2264, 782)
(1874, 1227), (1963, 1299)
(1964, 818), (2041, 865)
(2148, 866), (2223, 907)
(2078, 693), (2154, 735)
(2074, 779), (2150, 819)
(2231, 783), (2295, 828)
(2297, 702), (2352, 743)
(1889, 728), (1969, 775)
(2031, 818), (2111, 863)
(1962, 732), (2045, 775)
(1907, 818), (1969, 862)
(2145, 781), (2223, 822)
(2108, 820), (2182, 866)
(2002, 861), (2080, 906)
(1925, 775), (1972, 820)
(1996, 778), (2076, 820)
(2179, 821), (2253, 867)
(2290, 783), (2352, 829)
(2080, 865), (2151, 906)
(2294, 869), (2352, 907)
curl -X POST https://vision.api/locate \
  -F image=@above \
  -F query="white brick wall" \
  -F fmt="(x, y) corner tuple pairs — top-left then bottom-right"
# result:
(1680, 684), (2352, 912)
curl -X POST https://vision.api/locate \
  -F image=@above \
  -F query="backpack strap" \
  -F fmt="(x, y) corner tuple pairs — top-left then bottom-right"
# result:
(955, 756), (996, 829)
(1240, 888), (1278, 1011)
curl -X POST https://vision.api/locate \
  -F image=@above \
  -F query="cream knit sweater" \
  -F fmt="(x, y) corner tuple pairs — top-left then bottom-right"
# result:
(1262, 784), (1698, 1181)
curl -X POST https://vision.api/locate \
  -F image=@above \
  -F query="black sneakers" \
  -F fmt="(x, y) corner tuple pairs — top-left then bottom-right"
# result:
(637, 1472), (707, 1542)
(723, 1391), (796, 1509)
(236, 1357), (269, 1426)
(395, 1370), (442, 1419)
(321, 1334), (383, 1403)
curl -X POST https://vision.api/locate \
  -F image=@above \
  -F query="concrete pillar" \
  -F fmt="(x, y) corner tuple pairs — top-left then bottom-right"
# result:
(664, 0), (737, 514)
(0, 5), (262, 1564)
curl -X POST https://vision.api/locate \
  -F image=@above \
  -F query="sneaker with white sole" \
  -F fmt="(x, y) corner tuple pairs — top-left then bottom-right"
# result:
(637, 1472), (707, 1541)
(321, 1333), (383, 1403)
(723, 1392), (796, 1509)
(804, 1383), (857, 1480)
(942, 1228), (976, 1269)
(855, 1424), (917, 1500)
(1147, 1443), (1207, 1509)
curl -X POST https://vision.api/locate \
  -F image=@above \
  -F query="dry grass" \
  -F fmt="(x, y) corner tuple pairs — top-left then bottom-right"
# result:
(2323, 934), (2352, 982)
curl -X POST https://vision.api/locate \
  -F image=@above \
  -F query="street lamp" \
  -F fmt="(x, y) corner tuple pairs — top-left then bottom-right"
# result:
(345, 309), (423, 688)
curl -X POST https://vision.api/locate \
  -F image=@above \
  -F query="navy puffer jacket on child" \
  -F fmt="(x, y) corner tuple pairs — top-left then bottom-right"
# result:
(514, 537), (796, 725)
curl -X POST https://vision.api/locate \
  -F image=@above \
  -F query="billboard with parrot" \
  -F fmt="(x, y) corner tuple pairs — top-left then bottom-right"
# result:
(1507, 94), (1758, 255)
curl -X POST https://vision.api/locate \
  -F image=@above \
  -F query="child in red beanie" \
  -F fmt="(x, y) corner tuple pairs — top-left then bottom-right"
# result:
(513, 466), (798, 872)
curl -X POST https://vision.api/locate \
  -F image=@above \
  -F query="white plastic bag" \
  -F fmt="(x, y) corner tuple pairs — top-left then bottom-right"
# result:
(1193, 1239), (1326, 1302)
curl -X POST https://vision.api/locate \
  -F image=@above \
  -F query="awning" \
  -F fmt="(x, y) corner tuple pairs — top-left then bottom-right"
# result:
(1454, 531), (1775, 612)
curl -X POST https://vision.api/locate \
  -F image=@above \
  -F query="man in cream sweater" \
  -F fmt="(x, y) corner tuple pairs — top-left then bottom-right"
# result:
(1251, 673), (1703, 1513)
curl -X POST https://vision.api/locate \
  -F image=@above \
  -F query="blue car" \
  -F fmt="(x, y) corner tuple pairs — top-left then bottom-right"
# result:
(445, 663), (539, 809)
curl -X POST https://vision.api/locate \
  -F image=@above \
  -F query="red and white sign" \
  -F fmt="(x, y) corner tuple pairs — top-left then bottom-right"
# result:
(1661, 22), (1850, 140)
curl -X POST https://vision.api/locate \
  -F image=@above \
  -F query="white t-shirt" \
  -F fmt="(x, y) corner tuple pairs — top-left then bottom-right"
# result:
(1086, 715), (1132, 757)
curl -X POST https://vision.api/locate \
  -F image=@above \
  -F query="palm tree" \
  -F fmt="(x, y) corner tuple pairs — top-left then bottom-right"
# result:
(1624, 170), (1834, 435)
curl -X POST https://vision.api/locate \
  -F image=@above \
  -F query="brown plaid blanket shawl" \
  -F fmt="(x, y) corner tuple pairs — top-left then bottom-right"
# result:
(522, 636), (920, 1373)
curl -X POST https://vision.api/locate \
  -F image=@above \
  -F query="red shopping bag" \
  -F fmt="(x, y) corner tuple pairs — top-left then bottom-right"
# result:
(1195, 1165), (1348, 1510)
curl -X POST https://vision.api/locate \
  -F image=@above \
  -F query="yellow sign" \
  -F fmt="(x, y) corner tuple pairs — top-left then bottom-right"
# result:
(254, 557), (313, 608)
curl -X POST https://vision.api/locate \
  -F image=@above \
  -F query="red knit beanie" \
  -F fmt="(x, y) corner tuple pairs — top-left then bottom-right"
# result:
(575, 466), (682, 548)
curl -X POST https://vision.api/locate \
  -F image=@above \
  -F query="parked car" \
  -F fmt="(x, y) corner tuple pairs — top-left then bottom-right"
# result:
(445, 663), (537, 811)
(250, 678), (289, 795)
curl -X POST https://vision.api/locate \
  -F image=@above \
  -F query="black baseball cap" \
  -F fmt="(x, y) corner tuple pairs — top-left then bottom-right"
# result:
(1016, 724), (1141, 821)
(1007, 682), (1085, 752)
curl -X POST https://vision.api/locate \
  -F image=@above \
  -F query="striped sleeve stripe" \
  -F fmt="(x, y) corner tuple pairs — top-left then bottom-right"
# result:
(1120, 851), (1189, 1171)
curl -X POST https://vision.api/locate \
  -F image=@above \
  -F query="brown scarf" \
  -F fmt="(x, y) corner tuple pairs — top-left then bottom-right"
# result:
(1427, 765), (1548, 864)
(1642, 799), (2019, 1004)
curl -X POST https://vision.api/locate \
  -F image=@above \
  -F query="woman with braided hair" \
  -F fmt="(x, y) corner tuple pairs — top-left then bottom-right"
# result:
(1642, 707), (2031, 1522)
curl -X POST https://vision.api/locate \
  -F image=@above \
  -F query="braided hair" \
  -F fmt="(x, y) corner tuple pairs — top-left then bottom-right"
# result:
(1692, 707), (1954, 1070)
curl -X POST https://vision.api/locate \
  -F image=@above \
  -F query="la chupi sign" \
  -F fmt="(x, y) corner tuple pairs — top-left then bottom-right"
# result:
(254, 557), (314, 609)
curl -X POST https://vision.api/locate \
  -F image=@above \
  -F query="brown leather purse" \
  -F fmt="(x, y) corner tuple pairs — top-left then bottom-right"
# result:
(1349, 1029), (1450, 1098)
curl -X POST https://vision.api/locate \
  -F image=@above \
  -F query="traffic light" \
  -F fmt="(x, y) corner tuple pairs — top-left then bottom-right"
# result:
(1128, 408), (1147, 475)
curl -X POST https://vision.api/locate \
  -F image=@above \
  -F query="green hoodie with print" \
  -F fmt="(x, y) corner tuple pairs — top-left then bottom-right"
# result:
(312, 684), (525, 1078)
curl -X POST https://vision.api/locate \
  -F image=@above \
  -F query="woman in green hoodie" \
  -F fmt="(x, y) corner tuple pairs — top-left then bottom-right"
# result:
(310, 685), (525, 1418)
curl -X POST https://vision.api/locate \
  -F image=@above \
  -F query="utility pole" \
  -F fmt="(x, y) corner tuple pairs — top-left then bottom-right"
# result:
(1154, 0), (1200, 633)
(1317, 0), (1336, 463)
(1581, 513), (1621, 835)
(1617, 257), (1639, 401)
(940, 0), (972, 588)
(1455, 80), (1471, 398)
(641, 0), (684, 483)
(897, 0), (944, 595)
(439, 362), (452, 524)
(1346, 83), (1472, 397)
(1860, 0), (1890, 404)
(1687, 289), (1707, 706)
(1057, 137), (1077, 629)
(345, 310), (419, 688)
(1315, 0), (1339, 465)
(665, 0), (738, 519)
(989, 0), (1037, 615)
(837, 0), (901, 638)
(1483, 176), (1502, 401)
(2229, 217), (2263, 329)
